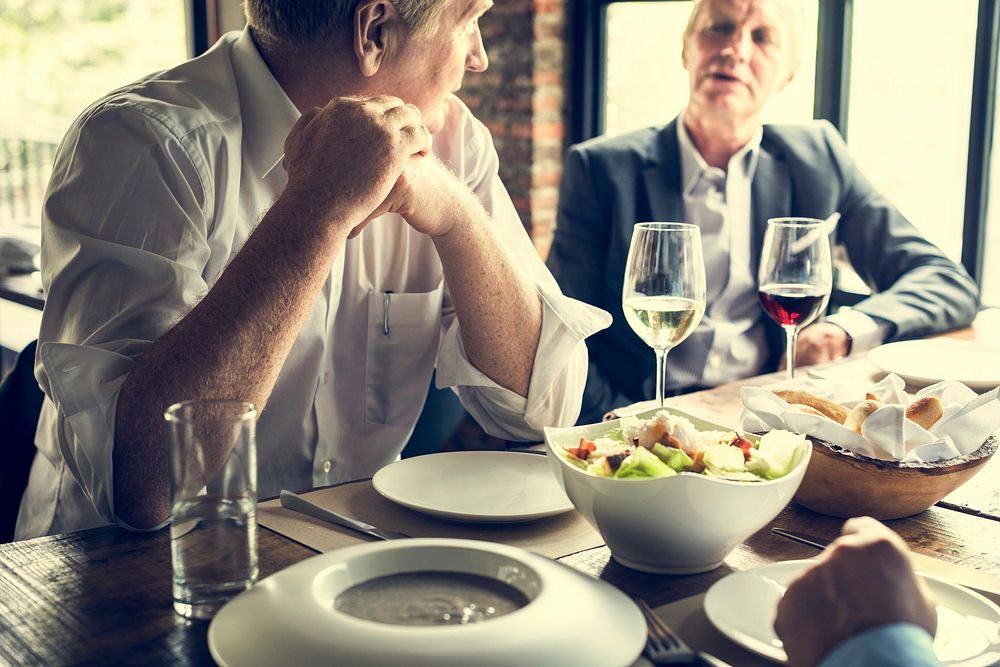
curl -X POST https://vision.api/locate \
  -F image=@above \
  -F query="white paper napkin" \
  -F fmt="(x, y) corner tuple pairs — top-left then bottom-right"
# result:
(739, 374), (1000, 463)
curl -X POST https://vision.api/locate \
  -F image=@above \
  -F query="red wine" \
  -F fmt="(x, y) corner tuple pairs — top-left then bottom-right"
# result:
(758, 284), (828, 327)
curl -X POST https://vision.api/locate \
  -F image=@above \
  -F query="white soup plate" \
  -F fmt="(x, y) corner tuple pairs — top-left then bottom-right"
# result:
(208, 538), (645, 667)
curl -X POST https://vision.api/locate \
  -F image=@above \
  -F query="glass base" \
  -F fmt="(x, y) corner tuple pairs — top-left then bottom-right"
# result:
(173, 584), (251, 620)
(173, 576), (255, 620)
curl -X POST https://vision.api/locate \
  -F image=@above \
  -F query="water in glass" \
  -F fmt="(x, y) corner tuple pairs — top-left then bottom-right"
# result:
(170, 494), (258, 619)
(165, 399), (258, 620)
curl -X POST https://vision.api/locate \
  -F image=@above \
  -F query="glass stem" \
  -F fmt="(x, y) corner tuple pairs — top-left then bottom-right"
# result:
(654, 347), (668, 407)
(784, 325), (798, 380)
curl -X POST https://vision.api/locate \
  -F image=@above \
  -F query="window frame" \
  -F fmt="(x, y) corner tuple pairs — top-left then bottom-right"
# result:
(569, 0), (1000, 291)
(189, 0), (214, 56)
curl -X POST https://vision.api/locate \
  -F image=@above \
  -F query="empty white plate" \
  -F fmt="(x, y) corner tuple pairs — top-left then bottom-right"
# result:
(372, 451), (573, 523)
(869, 339), (1000, 391)
(208, 538), (645, 667)
(704, 560), (1000, 664)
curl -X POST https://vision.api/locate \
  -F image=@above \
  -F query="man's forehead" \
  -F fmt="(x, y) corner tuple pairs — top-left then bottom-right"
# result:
(698, 0), (789, 28)
(455, 0), (493, 19)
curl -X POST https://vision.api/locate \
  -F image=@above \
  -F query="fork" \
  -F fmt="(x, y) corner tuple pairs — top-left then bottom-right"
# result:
(635, 599), (731, 666)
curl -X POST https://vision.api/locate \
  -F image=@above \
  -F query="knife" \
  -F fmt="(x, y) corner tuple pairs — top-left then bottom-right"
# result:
(772, 527), (1000, 603)
(279, 490), (411, 541)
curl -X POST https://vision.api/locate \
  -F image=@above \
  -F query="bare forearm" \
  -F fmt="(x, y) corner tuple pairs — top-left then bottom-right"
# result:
(114, 196), (349, 527)
(432, 199), (541, 397)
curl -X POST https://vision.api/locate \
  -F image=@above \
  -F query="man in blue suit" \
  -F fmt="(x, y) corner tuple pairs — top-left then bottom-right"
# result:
(548, 0), (979, 424)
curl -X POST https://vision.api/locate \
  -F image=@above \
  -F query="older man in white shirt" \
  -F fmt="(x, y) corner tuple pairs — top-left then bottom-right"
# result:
(17, 0), (609, 538)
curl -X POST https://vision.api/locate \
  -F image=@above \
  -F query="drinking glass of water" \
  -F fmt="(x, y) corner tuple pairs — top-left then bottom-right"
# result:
(757, 217), (833, 380)
(622, 222), (707, 407)
(164, 399), (258, 619)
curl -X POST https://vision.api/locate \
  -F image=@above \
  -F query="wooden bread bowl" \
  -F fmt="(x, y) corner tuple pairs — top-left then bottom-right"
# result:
(793, 435), (998, 520)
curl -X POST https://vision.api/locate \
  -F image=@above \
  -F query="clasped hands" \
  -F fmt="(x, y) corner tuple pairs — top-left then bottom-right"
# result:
(280, 95), (468, 240)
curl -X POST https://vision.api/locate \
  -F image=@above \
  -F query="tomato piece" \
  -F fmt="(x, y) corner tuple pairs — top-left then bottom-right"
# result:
(566, 437), (597, 460)
(731, 436), (755, 461)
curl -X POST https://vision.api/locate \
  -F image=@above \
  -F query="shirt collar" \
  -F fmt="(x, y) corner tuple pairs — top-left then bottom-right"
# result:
(677, 107), (763, 196)
(231, 27), (301, 178)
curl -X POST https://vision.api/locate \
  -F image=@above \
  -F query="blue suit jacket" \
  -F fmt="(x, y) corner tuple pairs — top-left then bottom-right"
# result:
(547, 118), (980, 424)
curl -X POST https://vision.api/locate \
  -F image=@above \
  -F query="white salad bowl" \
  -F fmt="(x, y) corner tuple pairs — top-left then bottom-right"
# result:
(543, 408), (812, 574)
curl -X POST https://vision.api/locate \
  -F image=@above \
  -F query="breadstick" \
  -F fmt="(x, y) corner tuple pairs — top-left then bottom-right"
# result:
(906, 396), (943, 430)
(844, 399), (882, 433)
(791, 403), (827, 418)
(772, 389), (850, 424)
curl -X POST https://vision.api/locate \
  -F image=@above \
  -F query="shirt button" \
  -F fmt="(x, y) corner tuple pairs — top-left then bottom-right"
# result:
(322, 460), (332, 474)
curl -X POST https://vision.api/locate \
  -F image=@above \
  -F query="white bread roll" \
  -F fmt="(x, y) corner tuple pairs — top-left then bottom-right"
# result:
(906, 396), (943, 430)
(791, 403), (826, 417)
(844, 399), (883, 434)
(773, 389), (850, 424)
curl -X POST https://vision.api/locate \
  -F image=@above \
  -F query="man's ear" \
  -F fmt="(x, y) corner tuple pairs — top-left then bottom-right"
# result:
(681, 36), (691, 71)
(354, 1), (398, 77)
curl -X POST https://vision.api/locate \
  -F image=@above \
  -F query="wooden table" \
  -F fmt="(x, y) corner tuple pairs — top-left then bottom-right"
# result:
(0, 272), (44, 310)
(2, 319), (999, 665)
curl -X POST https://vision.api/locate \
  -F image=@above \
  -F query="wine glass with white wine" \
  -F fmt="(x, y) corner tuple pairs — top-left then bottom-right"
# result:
(622, 222), (707, 407)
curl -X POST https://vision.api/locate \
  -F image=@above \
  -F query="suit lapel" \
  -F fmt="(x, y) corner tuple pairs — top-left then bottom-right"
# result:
(615, 122), (685, 261)
(641, 121), (685, 224)
(751, 134), (793, 371)
(750, 141), (792, 274)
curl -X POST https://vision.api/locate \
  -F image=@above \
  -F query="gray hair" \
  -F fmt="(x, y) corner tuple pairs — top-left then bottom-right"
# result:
(243, 0), (452, 47)
(684, 0), (806, 73)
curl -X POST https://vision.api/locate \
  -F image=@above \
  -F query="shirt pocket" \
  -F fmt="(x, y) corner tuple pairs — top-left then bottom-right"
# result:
(365, 283), (444, 426)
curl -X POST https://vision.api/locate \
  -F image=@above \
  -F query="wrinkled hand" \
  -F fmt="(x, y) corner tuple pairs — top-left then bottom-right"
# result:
(281, 95), (431, 237)
(374, 152), (479, 238)
(774, 517), (937, 667)
(794, 322), (851, 366)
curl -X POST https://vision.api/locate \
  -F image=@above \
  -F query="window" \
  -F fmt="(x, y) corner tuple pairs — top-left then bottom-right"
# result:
(984, 86), (1000, 305)
(602, 0), (818, 137)
(846, 0), (978, 263)
(0, 1), (189, 229)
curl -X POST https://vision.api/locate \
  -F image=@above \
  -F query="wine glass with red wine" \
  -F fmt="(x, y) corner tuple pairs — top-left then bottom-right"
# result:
(757, 217), (833, 380)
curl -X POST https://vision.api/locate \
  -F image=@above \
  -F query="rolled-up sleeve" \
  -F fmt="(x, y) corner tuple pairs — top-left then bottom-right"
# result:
(436, 282), (610, 441)
(433, 102), (612, 439)
(35, 102), (210, 528)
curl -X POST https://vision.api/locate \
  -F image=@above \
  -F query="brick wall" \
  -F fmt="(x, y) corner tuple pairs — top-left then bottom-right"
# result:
(459, 0), (568, 260)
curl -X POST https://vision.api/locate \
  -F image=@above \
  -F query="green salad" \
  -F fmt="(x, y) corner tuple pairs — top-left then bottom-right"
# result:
(558, 410), (807, 481)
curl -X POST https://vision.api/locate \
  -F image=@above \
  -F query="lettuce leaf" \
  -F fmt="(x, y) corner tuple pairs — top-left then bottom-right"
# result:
(746, 430), (808, 480)
(651, 443), (694, 471)
(702, 444), (747, 475)
(614, 446), (677, 479)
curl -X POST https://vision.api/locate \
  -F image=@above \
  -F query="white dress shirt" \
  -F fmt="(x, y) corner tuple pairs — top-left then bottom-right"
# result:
(16, 29), (610, 539)
(675, 110), (885, 388)
(677, 111), (769, 387)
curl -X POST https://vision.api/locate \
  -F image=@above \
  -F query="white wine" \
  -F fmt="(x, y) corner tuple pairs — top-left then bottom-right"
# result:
(623, 296), (705, 349)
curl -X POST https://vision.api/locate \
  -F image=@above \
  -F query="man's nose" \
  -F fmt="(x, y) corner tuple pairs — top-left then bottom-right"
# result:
(467, 28), (489, 72)
(720, 28), (752, 62)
